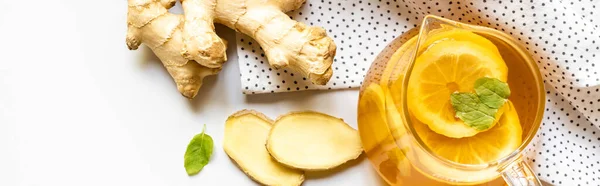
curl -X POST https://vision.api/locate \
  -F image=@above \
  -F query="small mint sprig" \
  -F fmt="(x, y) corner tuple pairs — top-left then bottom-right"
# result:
(450, 77), (510, 131)
(184, 124), (214, 175)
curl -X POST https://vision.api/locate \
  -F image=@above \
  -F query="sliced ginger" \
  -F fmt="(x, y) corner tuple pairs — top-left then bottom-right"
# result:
(224, 110), (362, 181)
(266, 111), (363, 170)
(223, 110), (304, 186)
(127, 0), (336, 98)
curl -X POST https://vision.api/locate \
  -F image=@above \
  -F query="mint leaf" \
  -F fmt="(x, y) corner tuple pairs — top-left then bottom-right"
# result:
(184, 125), (213, 176)
(474, 77), (510, 109)
(450, 93), (498, 130)
(450, 77), (510, 131)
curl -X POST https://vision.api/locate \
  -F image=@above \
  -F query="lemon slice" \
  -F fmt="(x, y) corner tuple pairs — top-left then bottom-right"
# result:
(413, 101), (522, 164)
(407, 39), (508, 138)
(358, 83), (390, 153)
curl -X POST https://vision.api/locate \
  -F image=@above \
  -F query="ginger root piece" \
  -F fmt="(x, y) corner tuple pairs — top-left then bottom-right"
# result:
(216, 0), (336, 85)
(127, 0), (227, 98)
(267, 111), (363, 170)
(224, 110), (304, 186)
(127, 0), (336, 98)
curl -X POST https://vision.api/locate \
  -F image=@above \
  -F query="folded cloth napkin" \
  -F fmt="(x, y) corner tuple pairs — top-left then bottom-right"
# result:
(237, 0), (599, 184)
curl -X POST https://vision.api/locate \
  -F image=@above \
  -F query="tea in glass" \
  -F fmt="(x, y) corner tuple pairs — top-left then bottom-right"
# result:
(358, 15), (544, 186)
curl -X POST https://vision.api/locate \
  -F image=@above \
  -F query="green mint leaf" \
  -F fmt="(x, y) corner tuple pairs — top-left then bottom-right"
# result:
(474, 77), (510, 109)
(450, 77), (510, 131)
(449, 93), (479, 112)
(184, 124), (213, 176)
(450, 93), (498, 130)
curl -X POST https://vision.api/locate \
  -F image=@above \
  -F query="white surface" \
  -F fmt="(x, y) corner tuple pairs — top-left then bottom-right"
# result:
(0, 1), (383, 186)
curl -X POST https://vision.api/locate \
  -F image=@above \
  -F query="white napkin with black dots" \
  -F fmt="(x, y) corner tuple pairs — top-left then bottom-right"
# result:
(237, 1), (599, 185)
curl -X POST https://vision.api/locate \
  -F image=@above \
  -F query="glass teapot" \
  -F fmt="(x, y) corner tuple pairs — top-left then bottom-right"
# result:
(357, 15), (545, 186)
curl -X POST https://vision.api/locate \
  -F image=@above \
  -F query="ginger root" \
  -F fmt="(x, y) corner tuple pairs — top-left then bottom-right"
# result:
(266, 111), (363, 170)
(223, 110), (304, 186)
(127, 0), (336, 98)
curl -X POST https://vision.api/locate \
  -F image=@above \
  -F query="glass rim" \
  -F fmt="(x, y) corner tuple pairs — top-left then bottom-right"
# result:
(398, 15), (546, 170)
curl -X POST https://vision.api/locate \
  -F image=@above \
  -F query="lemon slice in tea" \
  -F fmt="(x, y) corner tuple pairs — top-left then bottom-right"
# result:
(358, 83), (390, 153)
(407, 39), (508, 138)
(413, 101), (522, 164)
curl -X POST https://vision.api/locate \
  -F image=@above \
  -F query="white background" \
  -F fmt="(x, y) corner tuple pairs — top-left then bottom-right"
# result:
(0, 0), (383, 185)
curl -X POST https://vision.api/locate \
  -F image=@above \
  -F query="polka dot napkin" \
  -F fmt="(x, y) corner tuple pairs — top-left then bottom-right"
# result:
(236, 1), (599, 184)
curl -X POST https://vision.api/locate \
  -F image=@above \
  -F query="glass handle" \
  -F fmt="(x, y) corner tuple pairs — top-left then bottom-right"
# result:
(501, 159), (542, 186)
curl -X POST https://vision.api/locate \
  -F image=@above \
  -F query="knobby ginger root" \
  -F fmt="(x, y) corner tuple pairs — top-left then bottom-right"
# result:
(266, 111), (363, 170)
(127, 0), (227, 98)
(223, 110), (304, 186)
(127, 0), (336, 98)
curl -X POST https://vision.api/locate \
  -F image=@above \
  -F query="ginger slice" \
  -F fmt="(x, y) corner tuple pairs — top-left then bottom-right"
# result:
(223, 110), (304, 186)
(266, 111), (363, 170)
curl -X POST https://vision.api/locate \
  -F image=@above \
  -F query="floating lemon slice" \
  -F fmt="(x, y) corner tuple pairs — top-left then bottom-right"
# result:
(358, 83), (390, 153)
(407, 38), (508, 138)
(413, 101), (522, 164)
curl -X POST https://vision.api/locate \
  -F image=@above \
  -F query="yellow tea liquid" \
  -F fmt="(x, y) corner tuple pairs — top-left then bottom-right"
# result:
(357, 27), (541, 185)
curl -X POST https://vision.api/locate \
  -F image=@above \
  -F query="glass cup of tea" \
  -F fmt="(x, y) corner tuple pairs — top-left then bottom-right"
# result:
(357, 15), (545, 185)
